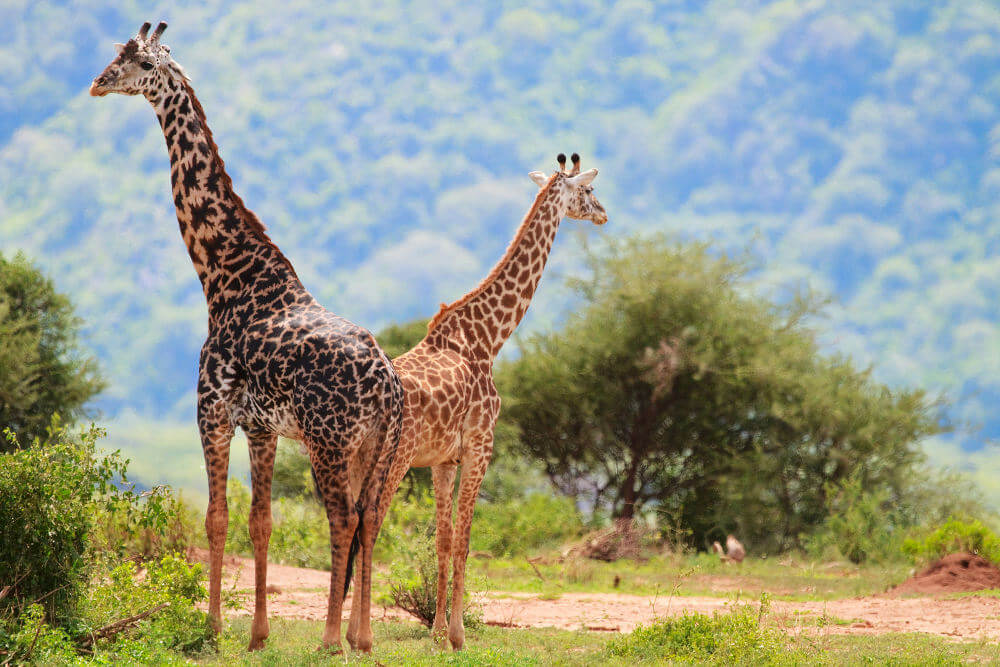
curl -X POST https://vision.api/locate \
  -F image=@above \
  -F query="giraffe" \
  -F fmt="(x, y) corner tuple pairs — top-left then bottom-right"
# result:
(347, 153), (607, 650)
(90, 22), (403, 653)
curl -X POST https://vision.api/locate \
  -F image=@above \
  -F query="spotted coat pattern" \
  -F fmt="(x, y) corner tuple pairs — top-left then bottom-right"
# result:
(91, 23), (403, 653)
(346, 160), (607, 650)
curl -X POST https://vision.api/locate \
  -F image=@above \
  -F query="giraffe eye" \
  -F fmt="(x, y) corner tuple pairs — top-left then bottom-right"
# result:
(585, 187), (593, 194)
(140, 61), (154, 70)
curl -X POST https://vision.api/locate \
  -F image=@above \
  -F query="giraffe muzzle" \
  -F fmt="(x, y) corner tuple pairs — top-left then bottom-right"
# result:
(89, 76), (112, 97)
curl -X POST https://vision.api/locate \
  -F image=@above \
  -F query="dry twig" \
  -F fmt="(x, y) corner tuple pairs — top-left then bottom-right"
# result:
(78, 602), (169, 649)
(525, 556), (546, 582)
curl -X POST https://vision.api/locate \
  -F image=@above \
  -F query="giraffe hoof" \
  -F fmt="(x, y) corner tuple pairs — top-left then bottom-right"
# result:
(317, 641), (344, 655)
(247, 637), (266, 651)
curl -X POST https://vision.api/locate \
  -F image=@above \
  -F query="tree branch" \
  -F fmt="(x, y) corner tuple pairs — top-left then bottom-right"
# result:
(77, 602), (169, 649)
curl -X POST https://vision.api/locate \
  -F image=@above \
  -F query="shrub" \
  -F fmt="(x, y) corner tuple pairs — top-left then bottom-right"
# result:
(85, 554), (213, 655)
(804, 472), (903, 564)
(902, 517), (1000, 565)
(605, 596), (786, 662)
(0, 604), (77, 665)
(0, 423), (209, 662)
(383, 518), (482, 631)
(271, 438), (315, 499)
(374, 490), (436, 563)
(0, 422), (174, 625)
(470, 493), (583, 557)
(226, 478), (332, 569)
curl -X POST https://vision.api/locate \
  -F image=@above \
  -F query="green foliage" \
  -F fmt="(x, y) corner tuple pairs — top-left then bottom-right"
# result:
(0, 424), (208, 663)
(374, 491), (436, 563)
(383, 518), (482, 631)
(0, 604), (77, 665)
(93, 492), (200, 562)
(604, 596), (787, 663)
(805, 472), (903, 564)
(4, 1), (1000, 497)
(377, 318), (431, 359)
(1, 555), (212, 663)
(903, 517), (1000, 565)
(471, 494), (583, 557)
(226, 479), (331, 570)
(0, 421), (174, 625)
(85, 555), (213, 656)
(271, 438), (315, 499)
(501, 234), (942, 551)
(0, 253), (104, 450)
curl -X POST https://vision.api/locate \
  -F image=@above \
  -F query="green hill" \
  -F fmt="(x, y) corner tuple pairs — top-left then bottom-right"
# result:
(2, 1), (999, 500)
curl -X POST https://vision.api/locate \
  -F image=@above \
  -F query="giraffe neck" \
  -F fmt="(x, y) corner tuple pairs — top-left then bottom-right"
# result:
(426, 177), (568, 361)
(146, 77), (304, 318)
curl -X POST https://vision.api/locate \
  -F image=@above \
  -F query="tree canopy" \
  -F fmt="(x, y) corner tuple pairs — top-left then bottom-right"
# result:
(498, 235), (943, 550)
(0, 253), (104, 450)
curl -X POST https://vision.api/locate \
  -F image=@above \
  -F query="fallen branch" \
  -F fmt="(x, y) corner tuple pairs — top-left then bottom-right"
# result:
(525, 556), (546, 582)
(78, 602), (169, 649)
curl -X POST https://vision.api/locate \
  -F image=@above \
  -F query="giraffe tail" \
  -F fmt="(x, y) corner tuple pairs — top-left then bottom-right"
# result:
(343, 500), (363, 597)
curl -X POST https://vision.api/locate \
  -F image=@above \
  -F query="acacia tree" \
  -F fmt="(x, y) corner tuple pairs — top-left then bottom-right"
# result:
(0, 253), (104, 450)
(498, 235), (942, 549)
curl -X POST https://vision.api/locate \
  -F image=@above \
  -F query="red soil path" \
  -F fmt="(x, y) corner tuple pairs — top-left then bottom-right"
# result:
(188, 549), (1000, 640)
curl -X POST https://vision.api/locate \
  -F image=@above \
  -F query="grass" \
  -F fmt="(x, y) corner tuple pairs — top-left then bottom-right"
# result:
(183, 615), (1000, 666)
(467, 552), (913, 601)
(942, 588), (1000, 600)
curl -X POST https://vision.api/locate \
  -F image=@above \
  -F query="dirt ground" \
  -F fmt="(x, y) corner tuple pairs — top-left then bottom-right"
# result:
(190, 550), (1000, 640)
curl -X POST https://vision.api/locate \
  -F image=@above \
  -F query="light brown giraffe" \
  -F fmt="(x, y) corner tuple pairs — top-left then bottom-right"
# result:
(90, 23), (403, 653)
(346, 154), (607, 651)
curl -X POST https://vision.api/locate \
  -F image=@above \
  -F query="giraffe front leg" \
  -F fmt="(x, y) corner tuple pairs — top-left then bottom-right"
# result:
(431, 464), (457, 644)
(199, 401), (233, 636)
(448, 437), (492, 651)
(247, 432), (277, 651)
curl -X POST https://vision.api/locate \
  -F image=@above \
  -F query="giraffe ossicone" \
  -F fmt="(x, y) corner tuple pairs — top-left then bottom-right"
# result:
(91, 22), (404, 655)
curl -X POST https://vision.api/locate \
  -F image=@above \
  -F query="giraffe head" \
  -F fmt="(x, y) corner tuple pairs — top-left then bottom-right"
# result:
(529, 153), (607, 225)
(90, 22), (185, 98)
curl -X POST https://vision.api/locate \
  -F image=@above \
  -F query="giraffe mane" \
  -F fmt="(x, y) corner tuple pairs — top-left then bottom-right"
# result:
(181, 80), (299, 280)
(427, 172), (560, 332)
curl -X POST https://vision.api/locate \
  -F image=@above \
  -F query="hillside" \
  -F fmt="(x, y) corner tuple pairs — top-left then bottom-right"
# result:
(2, 1), (999, 497)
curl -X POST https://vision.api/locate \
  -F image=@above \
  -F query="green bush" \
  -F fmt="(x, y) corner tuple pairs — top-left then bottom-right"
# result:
(85, 554), (212, 656)
(902, 516), (1000, 565)
(226, 478), (332, 570)
(0, 604), (77, 664)
(0, 422), (173, 625)
(0, 423), (209, 663)
(470, 493), (583, 557)
(804, 472), (904, 564)
(382, 520), (482, 631)
(374, 490), (436, 563)
(605, 596), (787, 662)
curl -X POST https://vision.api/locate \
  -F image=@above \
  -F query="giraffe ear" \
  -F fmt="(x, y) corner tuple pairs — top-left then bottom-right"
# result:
(114, 43), (126, 54)
(528, 171), (548, 187)
(568, 168), (598, 188)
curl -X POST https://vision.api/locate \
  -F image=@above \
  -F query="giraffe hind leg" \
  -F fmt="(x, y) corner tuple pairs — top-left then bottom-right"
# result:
(247, 432), (278, 651)
(432, 464), (458, 644)
(309, 444), (361, 653)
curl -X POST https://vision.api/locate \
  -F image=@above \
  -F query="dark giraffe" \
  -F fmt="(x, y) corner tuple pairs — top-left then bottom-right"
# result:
(90, 22), (403, 653)
(348, 154), (607, 650)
